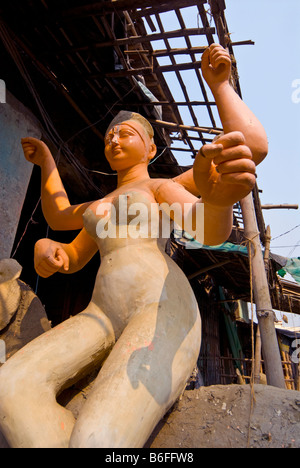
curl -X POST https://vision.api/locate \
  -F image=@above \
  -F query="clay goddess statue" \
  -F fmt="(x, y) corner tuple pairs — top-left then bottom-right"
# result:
(0, 44), (268, 448)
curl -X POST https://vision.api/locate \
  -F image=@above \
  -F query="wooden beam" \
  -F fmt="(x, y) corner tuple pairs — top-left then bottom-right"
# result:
(151, 46), (207, 57)
(149, 118), (223, 135)
(102, 100), (216, 107)
(102, 60), (203, 78)
(61, 0), (207, 20)
(157, 146), (198, 154)
(231, 40), (255, 47)
(49, 28), (215, 56)
(261, 204), (299, 210)
(132, 0), (207, 18)
(0, 22), (104, 141)
(156, 60), (202, 73)
(188, 260), (232, 280)
(150, 41), (254, 58)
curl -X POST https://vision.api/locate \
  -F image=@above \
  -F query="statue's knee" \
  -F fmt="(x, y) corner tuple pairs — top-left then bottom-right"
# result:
(69, 421), (105, 448)
(69, 424), (89, 448)
(0, 358), (42, 408)
(0, 364), (22, 410)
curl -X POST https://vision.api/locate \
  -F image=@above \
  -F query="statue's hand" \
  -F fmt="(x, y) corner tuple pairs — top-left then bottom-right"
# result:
(34, 239), (69, 278)
(193, 132), (256, 208)
(21, 137), (52, 167)
(201, 43), (231, 89)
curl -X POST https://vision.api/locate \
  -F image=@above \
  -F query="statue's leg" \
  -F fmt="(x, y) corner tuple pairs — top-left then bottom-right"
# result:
(0, 302), (115, 448)
(70, 300), (201, 448)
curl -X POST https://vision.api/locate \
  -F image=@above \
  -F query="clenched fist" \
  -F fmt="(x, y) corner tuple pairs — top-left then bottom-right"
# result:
(34, 238), (69, 278)
(194, 131), (256, 207)
(21, 137), (52, 167)
(201, 43), (232, 89)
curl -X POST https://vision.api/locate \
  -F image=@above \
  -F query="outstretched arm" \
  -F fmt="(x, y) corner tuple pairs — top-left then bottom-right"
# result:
(22, 138), (93, 231)
(34, 228), (98, 278)
(173, 44), (268, 194)
(201, 44), (268, 165)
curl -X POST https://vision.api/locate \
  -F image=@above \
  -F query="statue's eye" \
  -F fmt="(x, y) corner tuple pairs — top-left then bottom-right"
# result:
(119, 130), (132, 138)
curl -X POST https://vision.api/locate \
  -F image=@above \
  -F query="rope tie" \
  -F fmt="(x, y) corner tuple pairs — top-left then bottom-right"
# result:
(241, 234), (259, 447)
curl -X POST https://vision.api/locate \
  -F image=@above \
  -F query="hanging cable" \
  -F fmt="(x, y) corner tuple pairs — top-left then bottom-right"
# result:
(272, 224), (300, 241)
(0, 20), (121, 196)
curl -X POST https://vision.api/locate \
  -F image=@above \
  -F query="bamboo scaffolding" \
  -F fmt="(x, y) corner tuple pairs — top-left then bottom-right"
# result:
(254, 226), (271, 384)
(149, 118), (223, 135)
(61, 0), (207, 19)
(50, 28), (216, 56)
(261, 204), (299, 210)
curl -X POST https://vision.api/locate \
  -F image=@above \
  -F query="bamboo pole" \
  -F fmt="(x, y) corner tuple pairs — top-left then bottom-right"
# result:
(253, 326), (262, 384)
(263, 225), (272, 273)
(240, 193), (286, 388)
(261, 204), (298, 210)
(253, 225), (272, 384)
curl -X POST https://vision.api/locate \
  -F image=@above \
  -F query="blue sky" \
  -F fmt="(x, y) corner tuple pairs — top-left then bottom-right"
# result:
(225, 0), (300, 261)
(224, 1), (300, 324)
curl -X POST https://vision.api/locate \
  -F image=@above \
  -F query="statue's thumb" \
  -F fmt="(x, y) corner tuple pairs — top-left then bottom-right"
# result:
(201, 47), (210, 70)
(56, 248), (69, 271)
(194, 145), (220, 175)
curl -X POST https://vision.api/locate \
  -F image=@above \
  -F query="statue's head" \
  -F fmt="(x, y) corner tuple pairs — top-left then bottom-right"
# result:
(104, 111), (157, 171)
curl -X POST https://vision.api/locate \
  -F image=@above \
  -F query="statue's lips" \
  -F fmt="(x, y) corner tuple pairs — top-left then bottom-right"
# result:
(110, 147), (125, 157)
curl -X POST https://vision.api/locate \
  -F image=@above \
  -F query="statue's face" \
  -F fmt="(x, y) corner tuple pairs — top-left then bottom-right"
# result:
(104, 122), (150, 171)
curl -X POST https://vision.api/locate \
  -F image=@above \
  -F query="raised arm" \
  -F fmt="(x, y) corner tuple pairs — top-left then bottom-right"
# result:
(201, 44), (268, 165)
(173, 44), (268, 194)
(21, 137), (92, 231)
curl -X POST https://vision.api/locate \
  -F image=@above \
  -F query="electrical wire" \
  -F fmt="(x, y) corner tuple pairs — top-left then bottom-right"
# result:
(0, 21), (139, 196)
(271, 224), (300, 241)
(11, 197), (41, 259)
(148, 147), (168, 165)
(269, 245), (300, 250)
(81, 146), (169, 175)
(0, 21), (137, 257)
(288, 240), (300, 257)
(0, 21), (106, 197)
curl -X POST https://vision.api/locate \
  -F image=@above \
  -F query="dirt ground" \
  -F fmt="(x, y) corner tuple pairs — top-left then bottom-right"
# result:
(57, 374), (300, 449)
(146, 383), (300, 448)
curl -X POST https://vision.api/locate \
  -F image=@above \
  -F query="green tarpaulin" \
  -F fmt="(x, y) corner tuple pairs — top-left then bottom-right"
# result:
(174, 230), (300, 284)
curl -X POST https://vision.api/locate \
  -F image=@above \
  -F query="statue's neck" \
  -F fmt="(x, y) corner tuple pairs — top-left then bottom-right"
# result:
(117, 163), (150, 188)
